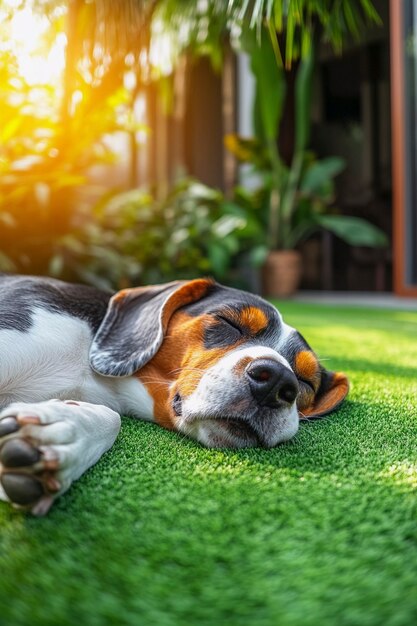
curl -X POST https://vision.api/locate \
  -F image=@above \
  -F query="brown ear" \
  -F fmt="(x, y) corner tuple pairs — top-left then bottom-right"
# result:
(300, 370), (349, 419)
(90, 279), (213, 377)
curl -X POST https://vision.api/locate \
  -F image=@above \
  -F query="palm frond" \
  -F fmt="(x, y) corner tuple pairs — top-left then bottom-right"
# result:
(38, 0), (382, 73)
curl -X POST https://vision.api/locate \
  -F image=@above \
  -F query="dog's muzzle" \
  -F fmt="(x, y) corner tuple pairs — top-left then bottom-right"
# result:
(175, 353), (300, 449)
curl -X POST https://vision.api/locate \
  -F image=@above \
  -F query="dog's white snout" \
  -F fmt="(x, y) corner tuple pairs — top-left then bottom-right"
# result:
(178, 346), (300, 448)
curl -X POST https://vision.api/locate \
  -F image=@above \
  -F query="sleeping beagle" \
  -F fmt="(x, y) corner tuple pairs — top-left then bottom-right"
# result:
(0, 274), (349, 515)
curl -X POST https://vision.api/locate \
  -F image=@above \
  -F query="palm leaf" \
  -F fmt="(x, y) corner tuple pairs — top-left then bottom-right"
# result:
(315, 215), (388, 247)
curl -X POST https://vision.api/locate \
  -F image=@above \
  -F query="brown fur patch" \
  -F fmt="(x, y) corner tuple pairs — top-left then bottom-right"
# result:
(232, 356), (252, 376)
(136, 310), (237, 429)
(160, 280), (213, 331)
(112, 288), (131, 303)
(294, 350), (320, 383)
(228, 306), (268, 335)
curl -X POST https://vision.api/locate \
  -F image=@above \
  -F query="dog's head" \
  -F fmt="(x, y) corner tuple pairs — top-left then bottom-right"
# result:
(90, 279), (349, 448)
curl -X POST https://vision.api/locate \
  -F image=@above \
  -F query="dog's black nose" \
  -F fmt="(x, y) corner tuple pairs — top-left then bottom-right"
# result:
(246, 358), (299, 408)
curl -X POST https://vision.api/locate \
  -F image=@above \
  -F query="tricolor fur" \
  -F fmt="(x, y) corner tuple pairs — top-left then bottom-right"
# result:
(0, 275), (349, 515)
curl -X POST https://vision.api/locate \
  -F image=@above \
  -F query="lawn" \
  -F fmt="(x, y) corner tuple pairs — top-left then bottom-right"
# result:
(1, 301), (417, 626)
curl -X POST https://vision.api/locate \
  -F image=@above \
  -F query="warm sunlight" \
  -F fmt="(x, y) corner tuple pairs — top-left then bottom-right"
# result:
(149, 18), (174, 77)
(6, 5), (66, 86)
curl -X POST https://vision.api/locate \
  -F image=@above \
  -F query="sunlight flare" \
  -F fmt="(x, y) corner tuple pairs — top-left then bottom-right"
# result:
(9, 6), (66, 86)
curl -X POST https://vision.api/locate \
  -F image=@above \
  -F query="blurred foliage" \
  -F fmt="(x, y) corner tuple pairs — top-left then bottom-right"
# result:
(24, 1), (381, 100)
(0, 0), (383, 290)
(226, 0), (381, 66)
(0, 2), (265, 291)
(0, 7), (142, 277)
(228, 21), (387, 252)
(226, 135), (388, 251)
(76, 0), (381, 70)
(54, 178), (266, 290)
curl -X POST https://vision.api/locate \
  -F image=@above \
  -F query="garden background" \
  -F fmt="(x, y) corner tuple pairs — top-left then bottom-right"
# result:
(0, 0), (390, 294)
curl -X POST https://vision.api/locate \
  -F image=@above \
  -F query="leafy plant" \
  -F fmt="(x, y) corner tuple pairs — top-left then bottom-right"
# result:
(54, 178), (265, 290)
(226, 22), (387, 252)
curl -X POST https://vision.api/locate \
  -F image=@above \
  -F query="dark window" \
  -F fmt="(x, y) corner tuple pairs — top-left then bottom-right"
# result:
(322, 54), (362, 123)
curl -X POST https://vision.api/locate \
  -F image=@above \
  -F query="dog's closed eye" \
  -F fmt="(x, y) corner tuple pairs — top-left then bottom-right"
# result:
(204, 315), (242, 348)
(215, 315), (243, 335)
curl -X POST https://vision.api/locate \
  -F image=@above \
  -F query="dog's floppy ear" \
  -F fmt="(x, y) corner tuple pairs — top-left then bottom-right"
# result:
(292, 348), (349, 419)
(90, 279), (213, 377)
(300, 368), (349, 419)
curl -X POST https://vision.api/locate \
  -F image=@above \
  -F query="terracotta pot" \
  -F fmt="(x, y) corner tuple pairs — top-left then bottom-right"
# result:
(262, 250), (302, 297)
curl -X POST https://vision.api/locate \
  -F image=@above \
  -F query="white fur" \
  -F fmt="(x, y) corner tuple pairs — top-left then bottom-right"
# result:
(0, 308), (153, 417)
(179, 345), (299, 448)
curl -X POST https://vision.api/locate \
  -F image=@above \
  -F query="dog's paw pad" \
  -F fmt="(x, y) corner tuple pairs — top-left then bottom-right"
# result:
(1, 473), (44, 506)
(0, 431), (61, 513)
(0, 439), (41, 468)
(0, 417), (20, 437)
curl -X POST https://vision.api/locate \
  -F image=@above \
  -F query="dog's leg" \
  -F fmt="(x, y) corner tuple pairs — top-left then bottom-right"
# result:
(0, 399), (121, 515)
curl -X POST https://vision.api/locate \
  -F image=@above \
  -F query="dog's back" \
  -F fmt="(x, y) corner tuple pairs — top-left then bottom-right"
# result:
(0, 273), (110, 332)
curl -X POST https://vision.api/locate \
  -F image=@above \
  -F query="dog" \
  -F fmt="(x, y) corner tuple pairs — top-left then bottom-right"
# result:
(0, 274), (349, 515)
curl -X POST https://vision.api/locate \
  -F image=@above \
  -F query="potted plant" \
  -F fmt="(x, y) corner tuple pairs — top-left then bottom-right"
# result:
(226, 26), (387, 297)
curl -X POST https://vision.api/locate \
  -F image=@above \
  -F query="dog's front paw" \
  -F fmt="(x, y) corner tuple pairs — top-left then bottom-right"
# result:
(0, 400), (121, 516)
(0, 435), (61, 515)
(0, 405), (72, 515)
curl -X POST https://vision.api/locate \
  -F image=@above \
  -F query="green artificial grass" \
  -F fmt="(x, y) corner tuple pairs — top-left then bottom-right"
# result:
(1, 302), (417, 626)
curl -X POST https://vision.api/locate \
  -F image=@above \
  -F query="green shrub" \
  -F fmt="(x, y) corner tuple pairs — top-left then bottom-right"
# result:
(54, 178), (266, 290)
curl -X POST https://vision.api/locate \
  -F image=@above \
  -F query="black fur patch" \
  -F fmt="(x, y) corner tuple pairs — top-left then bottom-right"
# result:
(0, 274), (110, 333)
